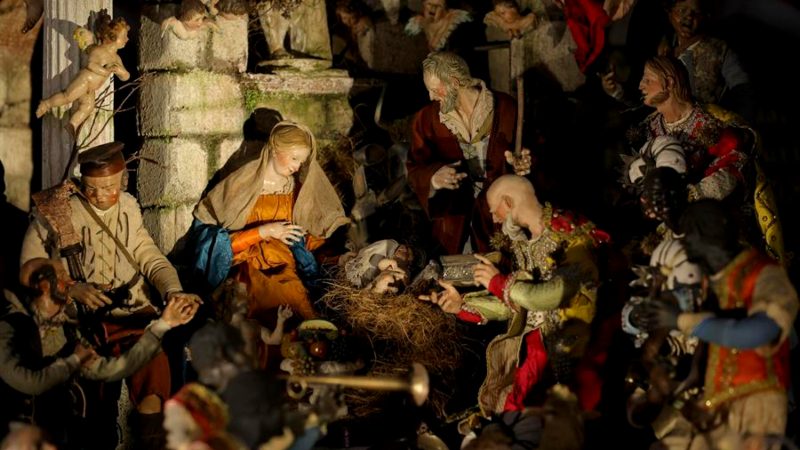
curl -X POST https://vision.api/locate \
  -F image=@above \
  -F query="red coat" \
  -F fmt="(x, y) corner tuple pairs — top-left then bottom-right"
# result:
(407, 92), (517, 255)
(563, 0), (609, 73)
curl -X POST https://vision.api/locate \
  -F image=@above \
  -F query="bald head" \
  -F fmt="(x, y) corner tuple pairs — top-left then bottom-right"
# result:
(487, 175), (536, 205)
(20, 258), (69, 303)
(486, 175), (539, 227)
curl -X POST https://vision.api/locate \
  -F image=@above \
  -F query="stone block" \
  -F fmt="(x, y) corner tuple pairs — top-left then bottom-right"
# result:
(242, 71), (354, 140)
(139, 72), (244, 137)
(139, 4), (206, 72)
(0, 60), (32, 127)
(0, 0), (40, 60)
(142, 204), (195, 255)
(0, 127), (32, 211)
(209, 16), (248, 73)
(137, 138), (209, 207)
(243, 70), (353, 95)
(159, 107), (245, 136)
(215, 136), (245, 171)
(253, 92), (351, 140)
(140, 6), (248, 73)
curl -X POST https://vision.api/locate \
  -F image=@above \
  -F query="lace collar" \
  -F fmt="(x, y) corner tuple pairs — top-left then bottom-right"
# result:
(438, 80), (494, 144)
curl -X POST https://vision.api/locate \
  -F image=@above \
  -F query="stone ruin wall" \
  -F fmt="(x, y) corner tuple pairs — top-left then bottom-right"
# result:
(0, 0), (38, 212)
(137, 4), (353, 255)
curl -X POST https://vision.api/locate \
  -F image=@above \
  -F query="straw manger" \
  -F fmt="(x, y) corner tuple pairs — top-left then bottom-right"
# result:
(321, 278), (466, 417)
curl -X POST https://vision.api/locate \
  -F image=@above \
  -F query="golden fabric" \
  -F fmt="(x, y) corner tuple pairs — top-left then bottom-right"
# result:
(705, 104), (786, 264)
(230, 194), (323, 321)
(193, 121), (349, 240)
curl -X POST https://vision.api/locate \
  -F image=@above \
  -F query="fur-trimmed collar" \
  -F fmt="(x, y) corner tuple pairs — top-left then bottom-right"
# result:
(405, 8), (471, 51)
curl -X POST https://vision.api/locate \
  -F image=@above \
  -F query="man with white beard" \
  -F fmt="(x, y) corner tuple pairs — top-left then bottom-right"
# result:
(406, 51), (531, 256)
(421, 174), (608, 414)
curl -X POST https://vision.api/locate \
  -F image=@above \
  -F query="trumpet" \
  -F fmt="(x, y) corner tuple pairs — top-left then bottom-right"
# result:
(281, 363), (430, 406)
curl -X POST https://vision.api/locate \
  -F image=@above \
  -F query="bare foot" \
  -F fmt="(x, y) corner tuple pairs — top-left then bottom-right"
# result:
(35, 100), (49, 118)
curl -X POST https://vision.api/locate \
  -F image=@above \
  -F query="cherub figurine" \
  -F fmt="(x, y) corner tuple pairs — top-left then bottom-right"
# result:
(483, 0), (536, 39)
(404, 0), (471, 51)
(217, 0), (251, 20)
(161, 0), (221, 40)
(35, 9), (130, 138)
(335, 0), (375, 69)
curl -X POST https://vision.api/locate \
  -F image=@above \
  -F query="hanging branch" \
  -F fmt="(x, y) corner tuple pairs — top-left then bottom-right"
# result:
(60, 73), (151, 183)
(125, 152), (161, 167)
(77, 73), (150, 150)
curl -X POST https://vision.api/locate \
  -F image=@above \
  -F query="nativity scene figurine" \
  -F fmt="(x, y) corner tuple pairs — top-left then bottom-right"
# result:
(35, 9), (130, 138)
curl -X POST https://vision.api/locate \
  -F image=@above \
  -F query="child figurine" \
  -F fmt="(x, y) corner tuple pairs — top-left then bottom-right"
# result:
(35, 10), (130, 138)
(218, 279), (294, 365)
(335, 0), (375, 69)
(342, 239), (414, 295)
(483, 0), (536, 39)
(161, 0), (220, 40)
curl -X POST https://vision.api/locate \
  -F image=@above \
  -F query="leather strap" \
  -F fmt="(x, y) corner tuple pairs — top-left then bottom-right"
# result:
(77, 197), (142, 290)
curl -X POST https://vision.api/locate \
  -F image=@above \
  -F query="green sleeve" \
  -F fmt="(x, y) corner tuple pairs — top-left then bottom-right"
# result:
(462, 290), (513, 322)
(508, 239), (598, 313)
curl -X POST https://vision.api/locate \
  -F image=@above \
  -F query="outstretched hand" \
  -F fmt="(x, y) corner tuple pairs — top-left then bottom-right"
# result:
(431, 161), (468, 190)
(418, 280), (463, 314)
(162, 293), (202, 328)
(472, 254), (500, 289)
(599, 66), (623, 99)
(68, 282), (112, 310)
(504, 148), (532, 176)
(74, 342), (98, 367)
(636, 300), (681, 332)
(259, 222), (305, 245)
(277, 304), (294, 322)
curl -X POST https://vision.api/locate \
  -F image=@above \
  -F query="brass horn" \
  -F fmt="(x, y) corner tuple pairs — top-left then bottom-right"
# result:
(281, 362), (430, 406)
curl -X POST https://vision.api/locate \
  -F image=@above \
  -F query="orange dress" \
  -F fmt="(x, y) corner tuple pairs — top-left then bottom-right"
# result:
(229, 194), (324, 321)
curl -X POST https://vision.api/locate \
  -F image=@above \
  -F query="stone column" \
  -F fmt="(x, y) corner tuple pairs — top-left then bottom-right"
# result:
(0, 0), (39, 212)
(41, 0), (113, 188)
(138, 6), (248, 254)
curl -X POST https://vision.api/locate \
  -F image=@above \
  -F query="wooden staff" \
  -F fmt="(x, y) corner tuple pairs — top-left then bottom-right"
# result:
(515, 74), (524, 155)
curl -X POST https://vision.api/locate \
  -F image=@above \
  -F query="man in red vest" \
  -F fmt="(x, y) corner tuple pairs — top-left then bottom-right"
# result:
(639, 199), (798, 449)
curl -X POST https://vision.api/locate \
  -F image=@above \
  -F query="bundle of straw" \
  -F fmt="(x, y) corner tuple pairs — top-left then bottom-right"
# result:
(321, 280), (467, 417)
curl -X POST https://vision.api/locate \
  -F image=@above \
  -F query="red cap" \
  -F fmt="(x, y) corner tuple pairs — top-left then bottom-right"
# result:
(79, 142), (126, 177)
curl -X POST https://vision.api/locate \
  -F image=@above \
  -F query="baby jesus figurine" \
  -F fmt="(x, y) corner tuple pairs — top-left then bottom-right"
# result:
(35, 10), (130, 138)
(483, 0), (536, 39)
(342, 239), (414, 295)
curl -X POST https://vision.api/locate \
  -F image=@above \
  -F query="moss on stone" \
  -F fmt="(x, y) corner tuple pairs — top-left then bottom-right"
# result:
(240, 87), (351, 137)
(243, 86), (265, 115)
